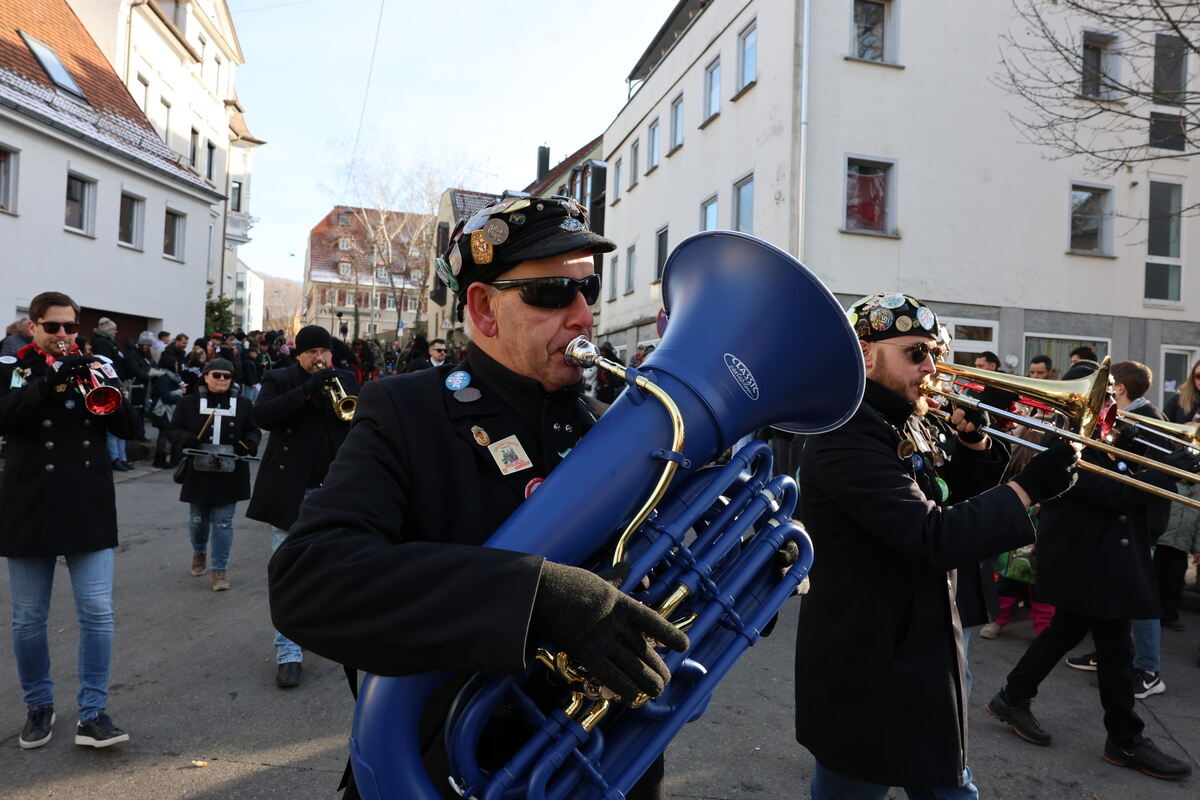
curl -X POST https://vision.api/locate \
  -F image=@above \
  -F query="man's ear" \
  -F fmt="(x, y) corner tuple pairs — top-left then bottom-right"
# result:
(860, 339), (874, 370)
(466, 283), (500, 339)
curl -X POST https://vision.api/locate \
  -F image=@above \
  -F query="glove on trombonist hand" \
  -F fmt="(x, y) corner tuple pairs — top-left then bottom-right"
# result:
(1159, 446), (1200, 474)
(531, 561), (690, 702)
(1011, 442), (1080, 505)
(46, 354), (92, 389)
(303, 367), (338, 396)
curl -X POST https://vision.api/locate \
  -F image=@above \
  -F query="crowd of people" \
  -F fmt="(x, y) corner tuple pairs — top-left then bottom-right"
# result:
(5, 194), (1200, 799)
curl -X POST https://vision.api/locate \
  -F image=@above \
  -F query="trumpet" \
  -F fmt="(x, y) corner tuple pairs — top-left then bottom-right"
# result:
(57, 342), (121, 415)
(314, 361), (357, 421)
(924, 358), (1200, 510)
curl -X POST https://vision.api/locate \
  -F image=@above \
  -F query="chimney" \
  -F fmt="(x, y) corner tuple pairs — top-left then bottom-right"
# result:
(537, 146), (550, 181)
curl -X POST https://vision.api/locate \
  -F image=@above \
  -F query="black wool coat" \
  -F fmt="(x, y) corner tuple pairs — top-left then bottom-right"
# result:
(170, 390), (260, 507)
(794, 379), (1035, 789)
(245, 362), (359, 531)
(268, 352), (607, 799)
(0, 345), (138, 556)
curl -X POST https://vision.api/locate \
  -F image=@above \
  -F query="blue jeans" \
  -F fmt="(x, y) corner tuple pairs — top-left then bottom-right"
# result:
(1132, 618), (1160, 674)
(7, 549), (115, 721)
(189, 503), (236, 571)
(241, 385), (259, 402)
(271, 527), (303, 664)
(812, 762), (978, 800)
(105, 432), (127, 462)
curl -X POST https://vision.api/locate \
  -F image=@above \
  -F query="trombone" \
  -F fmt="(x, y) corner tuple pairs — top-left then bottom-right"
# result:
(1113, 411), (1200, 453)
(314, 360), (357, 422)
(924, 358), (1200, 511)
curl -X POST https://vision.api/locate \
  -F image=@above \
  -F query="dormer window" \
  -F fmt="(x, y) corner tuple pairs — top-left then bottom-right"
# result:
(19, 31), (87, 103)
(338, 237), (351, 250)
(338, 260), (352, 276)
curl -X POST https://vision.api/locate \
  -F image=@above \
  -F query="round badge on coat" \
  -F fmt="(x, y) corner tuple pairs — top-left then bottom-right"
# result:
(0, 355), (16, 365)
(445, 371), (471, 391)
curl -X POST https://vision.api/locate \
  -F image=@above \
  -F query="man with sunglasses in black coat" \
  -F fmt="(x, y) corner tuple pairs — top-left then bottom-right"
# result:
(794, 293), (1080, 799)
(269, 196), (688, 800)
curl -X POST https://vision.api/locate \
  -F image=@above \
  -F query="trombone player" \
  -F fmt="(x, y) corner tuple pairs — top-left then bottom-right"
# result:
(247, 324), (359, 688)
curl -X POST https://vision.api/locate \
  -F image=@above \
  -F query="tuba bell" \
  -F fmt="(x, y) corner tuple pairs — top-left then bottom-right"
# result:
(347, 231), (866, 799)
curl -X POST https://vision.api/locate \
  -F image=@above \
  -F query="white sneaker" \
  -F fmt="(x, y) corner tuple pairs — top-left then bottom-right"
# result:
(1134, 670), (1165, 699)
(979, 622), (1001, 640)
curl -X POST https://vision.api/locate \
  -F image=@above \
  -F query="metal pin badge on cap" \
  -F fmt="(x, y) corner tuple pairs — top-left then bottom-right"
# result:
(482, 218), (509, 245)
(470, 230), (493, 265)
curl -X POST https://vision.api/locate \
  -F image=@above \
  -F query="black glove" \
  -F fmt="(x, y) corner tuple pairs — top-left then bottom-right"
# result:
(1012, 442), (1079, 504)
(531, 561), (690, 701)
(303, 367), (337, 396)
(47, 354), (91, 388)
(957, 407), (990, 445)
(1160, 446), (1200, 474)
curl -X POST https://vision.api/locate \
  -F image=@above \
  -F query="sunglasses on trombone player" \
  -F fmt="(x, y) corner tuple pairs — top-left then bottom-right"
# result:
(873, 340), (947, 365)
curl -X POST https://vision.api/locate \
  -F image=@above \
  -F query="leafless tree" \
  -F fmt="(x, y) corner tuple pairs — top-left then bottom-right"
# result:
(998, 0), (1199, 174)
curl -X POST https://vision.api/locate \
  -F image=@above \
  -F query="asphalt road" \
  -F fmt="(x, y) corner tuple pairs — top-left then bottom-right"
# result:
(1, 462), (1198, 799)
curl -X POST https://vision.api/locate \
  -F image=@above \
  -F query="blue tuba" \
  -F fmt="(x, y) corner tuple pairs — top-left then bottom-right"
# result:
(349, 231), (865, 799)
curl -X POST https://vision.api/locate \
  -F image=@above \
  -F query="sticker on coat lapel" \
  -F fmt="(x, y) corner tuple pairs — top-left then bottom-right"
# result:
(524, 477), (544, 498)
(471, 425), (490, 446)
(10, 369), (25, 389)
(488, 435), (533, 476)
(445, 371), (471, 391)
(0, 355), (16, 365)
(454, 387), (481, 403)
(98, 363), (118, 379)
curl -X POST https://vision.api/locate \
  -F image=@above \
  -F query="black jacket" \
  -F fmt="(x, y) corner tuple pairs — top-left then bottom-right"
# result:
(794, 379), (1034, 788)
(268, 348), (607, 798)
(245, 362), (359, 530)
(158, 344), (187, 375)
(170, 390), (260, 507)
(91, 332), (125, 379)
(0, 344), (138, 556)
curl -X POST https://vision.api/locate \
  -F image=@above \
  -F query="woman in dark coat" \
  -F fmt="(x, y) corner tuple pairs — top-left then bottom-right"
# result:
(170, 358), (260, 591)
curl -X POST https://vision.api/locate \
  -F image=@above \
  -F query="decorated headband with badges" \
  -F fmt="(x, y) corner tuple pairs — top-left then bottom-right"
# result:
(847, 292), (939, 342)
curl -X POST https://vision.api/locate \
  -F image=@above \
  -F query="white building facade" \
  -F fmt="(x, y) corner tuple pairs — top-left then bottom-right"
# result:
(602, 0), (1200, 404)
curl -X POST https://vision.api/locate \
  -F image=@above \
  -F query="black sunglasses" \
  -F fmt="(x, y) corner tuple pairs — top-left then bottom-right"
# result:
(208, 372), (233, 380)
(38, 321), (80, 334)
(875, 340), (947, 364)
(489, 274), (601, 309)
(431, 347), (447, 353)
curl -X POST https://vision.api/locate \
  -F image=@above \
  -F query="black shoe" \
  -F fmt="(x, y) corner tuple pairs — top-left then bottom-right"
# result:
(118, 460), (133, 471)
(1163, 618), (1186, 632)
(74, 712), (129, 748)
(1065, 651), (1098, 671)
(152, 456), (169, 469)
(18, 706), (55, 749)
(1104, 736), (1192, 780)
(986, 690), (1052, 746)
(1134, 669), (1165, 699)
(276, 661), (302, 689)
(110, 459), (131, 472)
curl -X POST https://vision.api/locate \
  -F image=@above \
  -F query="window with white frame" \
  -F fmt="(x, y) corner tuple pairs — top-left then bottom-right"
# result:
(738, 21), (757, 91)
(405, 295), (419, 313)
(734, 175), (754, 234)
(118, 193), (144, 248)
(206, 141), (216, 181)
(0, 147), (13, 212)
(613, 159), (623, 201)
(670, 95), (684, 150)
(625, 245), (636, 294)
(20, 32), (87, 102)
(1160, 345), (1200, 408)
(1150, 112), (1187, 151)
(163, 208), (185, 258)
(655, 226), (669, 282)
(1153, 33), (1187, 106)
(338, 237), (352, 251)
(376, 265), (389, 280)
(189, 128), (199, 167)
(845, 157), (894, 234)
(701, 195), (719, 230)
(338, 260), (352, 276)
(853, 0), (893, 62)
(136, 74), (149, 110)
(1068, 183), (1112, 254)
(630, 140), (640, 187)
(386, 294), (396, 310)
(941, 318), (998, 368)
(608, 255), (618, 301)
(230, 179), (243, 212)
(1080, 30), (1117, 99)
(1024, 334), (1109, 374)
(1146, 180), (1182, 301)
(704, 58), (721, 119)
(158, 97), (171, 142)
(64, 173), (95, 233)
(648, 120), (660, 170)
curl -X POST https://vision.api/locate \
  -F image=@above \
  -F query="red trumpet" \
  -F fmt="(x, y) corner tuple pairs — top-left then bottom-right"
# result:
(57, 342), (121, 415)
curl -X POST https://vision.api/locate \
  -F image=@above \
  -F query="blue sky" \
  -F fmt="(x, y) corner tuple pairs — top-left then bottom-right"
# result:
(230, 0), (678, 281)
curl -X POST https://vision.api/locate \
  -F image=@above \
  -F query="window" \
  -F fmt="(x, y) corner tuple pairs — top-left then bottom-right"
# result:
(0, 148), (13, 212)
(1068, 184), (1111, 254)
(704, 58), (721, 119)
(940, 318), (998, 367)
(405, 295), (419, 313)
(136, 74), (149, 110)
(230, 179), (242, 212)
(337, 290), (346, 307)
(613, 159), (623, 201)
(163, 209), (185, 258)
(630, 140), (640, 187)
(20, 32), (87, 102)
(1146, 180), (1182, 301)
(64, 173), (94, 233)
(386, 295), (396, 310)
(625, 246), (636, 294)
(845, 158), (893, 233)
(338, 213), (350, 226)
(197, 34), (207, 75)
(206, 141), (216, 181)
(1080, 31), (1117, 99)
(158, 97), (171, 142)
(701, 195), (719, 230)
(853, 0), (888, 62)
(1149, 112), (1186, 151)
(214, 56), (223, 95)
(1024, 334), (1110, 374)
(118, 193), (143, 247)
(338, 260), (351, 276)
(670, 95), (684, 150)
(738, 22), (757, 90)
(376, 265), (389, 280)
(655, 227), (669, 282)
(189, 128), (199, 167)
(734, 175), (754, 234)
(648, 120), (660, 170)
(338, 237), (352, 251)
(1160, 345), (1200, 407)
(1154, 33), (1187, 106)
(608, 256), (618, 301)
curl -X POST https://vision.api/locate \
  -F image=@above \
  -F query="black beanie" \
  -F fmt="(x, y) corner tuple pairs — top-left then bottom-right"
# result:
(295, 325), (333, 353)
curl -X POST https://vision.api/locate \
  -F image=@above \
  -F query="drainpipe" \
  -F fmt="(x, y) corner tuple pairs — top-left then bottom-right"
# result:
(794, 0), (812, 262)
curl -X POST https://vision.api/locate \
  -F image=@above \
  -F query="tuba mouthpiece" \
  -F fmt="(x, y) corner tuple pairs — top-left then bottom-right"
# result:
(564, 336), (599, 367)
